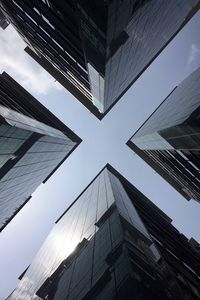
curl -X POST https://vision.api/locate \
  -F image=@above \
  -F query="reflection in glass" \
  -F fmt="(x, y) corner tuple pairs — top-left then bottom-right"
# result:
(76, 0), (199, 113)
(9, 167), (200, 300)
(130, 67), (200, 201)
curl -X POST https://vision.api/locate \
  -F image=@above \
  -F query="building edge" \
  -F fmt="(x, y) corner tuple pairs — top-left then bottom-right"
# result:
(126, 140), (191, 201)
(56, 163), (172, 224)
(2, 72), (82, 143)
(24, 47), (103, 120)
(0, 196), (32, 232)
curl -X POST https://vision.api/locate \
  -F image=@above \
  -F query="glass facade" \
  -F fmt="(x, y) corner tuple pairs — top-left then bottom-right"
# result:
(1, 0), (199, 116)
(0, 106), (76, 231)
(0, 0), (92, 108)
(77, 0), (199, 113)
(131, 68), (200, 151)
(0, 72), (80, 231)
(129, 68), (200, 201)
(0, 9), (9, 29)
(9, 167), (199, 300)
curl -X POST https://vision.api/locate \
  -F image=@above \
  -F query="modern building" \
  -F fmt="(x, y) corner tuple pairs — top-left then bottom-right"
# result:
(0, 9), (9, 29)
(0, 1), (199, 118)
(8, 165), (200, 299)
(0, 72), (81, 232)
(128, 67), (200, 202)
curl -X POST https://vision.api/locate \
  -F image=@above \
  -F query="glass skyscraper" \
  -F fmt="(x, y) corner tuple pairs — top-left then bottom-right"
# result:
(8, 165), (200, 299)
(0, 72), (81, 232)
(128, 67), (200, 201)
(0, 0), (199, 117)
(0, 9), (9, 29)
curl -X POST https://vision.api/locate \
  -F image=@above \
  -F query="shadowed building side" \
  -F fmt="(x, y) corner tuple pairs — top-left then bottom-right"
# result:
(128, 67), (200, 202)
(0, 72), (81, 232)
(8, 165), (200, 300)
(0, 9), (9, 29)
(0, 0), (199, 117)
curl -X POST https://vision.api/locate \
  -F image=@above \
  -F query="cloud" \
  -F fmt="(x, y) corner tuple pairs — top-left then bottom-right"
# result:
(187, 43), (200, 65)
(0, 26), (63, 95)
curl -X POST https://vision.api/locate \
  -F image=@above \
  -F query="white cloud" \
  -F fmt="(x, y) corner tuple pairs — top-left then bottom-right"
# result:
(187, 43), (200, 65)
(0, 26), (63, 95)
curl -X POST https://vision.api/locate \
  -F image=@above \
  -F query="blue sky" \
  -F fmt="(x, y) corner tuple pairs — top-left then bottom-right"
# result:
(0, 11), (200, 300)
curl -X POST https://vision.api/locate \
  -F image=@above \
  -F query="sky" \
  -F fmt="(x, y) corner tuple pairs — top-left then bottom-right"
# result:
(0, 11), (200, 300)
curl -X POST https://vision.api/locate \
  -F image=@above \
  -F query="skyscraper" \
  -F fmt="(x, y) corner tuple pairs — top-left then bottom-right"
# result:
(0, 9), (9, 29)
(8, 165), (200, 299)
(0, 0), (199, 117)
(128, 67), (200, 202)
(0, 72), (81, 232)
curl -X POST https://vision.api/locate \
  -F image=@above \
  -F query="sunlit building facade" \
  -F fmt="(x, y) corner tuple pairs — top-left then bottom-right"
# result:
(9, 165), (200, 299)
(0, 72), (81, 232)
(128, 68), (200, 202)
(0, 0), (199, 117)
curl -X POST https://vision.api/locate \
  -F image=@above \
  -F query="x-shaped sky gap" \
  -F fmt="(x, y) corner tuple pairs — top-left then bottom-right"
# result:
(0, 12), (200, 299)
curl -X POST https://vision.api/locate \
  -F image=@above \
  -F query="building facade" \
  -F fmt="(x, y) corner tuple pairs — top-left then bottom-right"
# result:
(8, 165), (200, 299)
(0, 9), (9, 29)
(0, 0), (199, 117)
(0, 72), (81, 232)
(128, 68), (200, 202)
